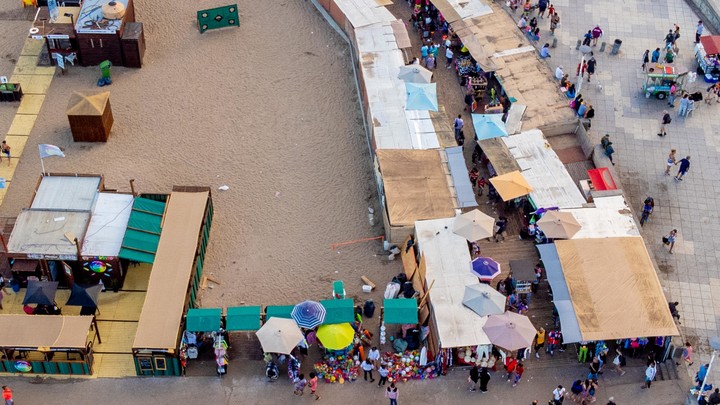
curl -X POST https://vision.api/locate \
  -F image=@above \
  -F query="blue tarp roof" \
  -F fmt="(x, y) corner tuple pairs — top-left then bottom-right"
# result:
(446, 146), (479, 208)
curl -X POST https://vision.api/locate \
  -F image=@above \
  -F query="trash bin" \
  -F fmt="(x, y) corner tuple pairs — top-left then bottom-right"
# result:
(611, 39), (622, 55)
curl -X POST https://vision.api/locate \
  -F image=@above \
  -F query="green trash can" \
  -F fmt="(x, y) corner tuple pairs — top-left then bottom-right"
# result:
(99, 60), (112, 79)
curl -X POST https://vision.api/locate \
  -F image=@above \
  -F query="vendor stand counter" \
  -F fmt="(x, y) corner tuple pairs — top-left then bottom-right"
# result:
(0, 315), (96, 375)
(696, 36), (720, 82)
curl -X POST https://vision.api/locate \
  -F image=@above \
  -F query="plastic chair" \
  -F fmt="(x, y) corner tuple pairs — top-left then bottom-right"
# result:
(332, 280), (346, 299)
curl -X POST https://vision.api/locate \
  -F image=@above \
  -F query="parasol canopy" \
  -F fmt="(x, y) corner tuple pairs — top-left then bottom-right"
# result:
(700, 35), (720, 56)
(483, 311), (536, 351)
(65, 284), (103, 307)
(405, 82), (438, 111)
(397, 65), (433, 84)
(255, 317), (304, 354)
(291, 300), (326, 329)
(472, 114), (508, 141)
(23, 280), (59, 306)
(462, 283), (507, 316)
(316, 323), (356, 350)
(470, 257), (501, 281)
(489, 171), (533, 201)
(536, 211), (582, 239)
(453, 209), (495, 241)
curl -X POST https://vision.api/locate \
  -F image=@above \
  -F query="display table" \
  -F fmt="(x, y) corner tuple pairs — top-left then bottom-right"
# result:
(0, 83), (23, 102)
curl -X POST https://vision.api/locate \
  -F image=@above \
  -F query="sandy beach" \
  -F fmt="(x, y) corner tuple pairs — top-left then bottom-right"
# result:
(0, 0), (400, 308)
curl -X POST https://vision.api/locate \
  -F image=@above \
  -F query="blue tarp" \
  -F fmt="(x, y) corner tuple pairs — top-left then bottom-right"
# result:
(446, 146), (479, 208)
(405, 82), (438, 111)
(472, 114), (508, 141)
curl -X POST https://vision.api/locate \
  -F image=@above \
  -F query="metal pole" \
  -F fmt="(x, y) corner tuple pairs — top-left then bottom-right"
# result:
(40, 157), (45, 175)
(577, 54), (586, 95)
(698, 350), (716, 401)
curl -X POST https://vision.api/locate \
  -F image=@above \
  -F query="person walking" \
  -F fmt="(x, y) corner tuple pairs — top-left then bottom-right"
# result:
(308, 371), (320, 400)
(445, 46), (454, 69)
(675, 155), (690, 180)
(468, 365), (480, 391)
(479, 367), (491, 393)
(613, 348), (626, 375)
(651, 47), (661, 63)
(361, 358), (375, 382)
(378, 364), (389, 386)
(664, 229), (678, 254)
(385, 383), (398, 405)
(582, 30), (592, 46)
(642, 361), (657, 389)
(696, 20), (704, 43)
(586, 54), (597, 82)
(534, 328), (546, 358)
(513, 362), (525, 387)
(552, 385), (566, 405)
(665, 149), (677, 175)
(0, 141), (10, 166)
(368, 346), (380, 367)
(294, 374), (307, 396)
(494, 216), (508, 242)
(658, 110), (671, 137)
(591, 25), (603, 46)
(550, 13), (560, 35)
(2, 386), (12, 405)
(453, 114), (464, 142)
(504, 355), (518, 381)
(679, 342), (694, 366)
(642, 49), (650, 71)
(538, 0), (548, 18)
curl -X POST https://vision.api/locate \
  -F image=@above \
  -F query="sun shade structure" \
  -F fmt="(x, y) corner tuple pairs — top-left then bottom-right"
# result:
(453, 209), (495, 241)
(66, 91), (113, 142)
(226, 306), (262, 331)
(320, 299), (355, 325)
(462, 284), (506, 316)
(700, 35), (720, 55)
(23, 280), (59, 306)
(472, 114), (508, 140)
(483, 311), (536, 351)
(265, 305), (294, 320)
(185, 308), (222, 332)
(546, 238), (678, 342)
(65, 284), (103, 307)
(0, 315), (93, 349)
(291, 300), (326, 329)
(316, 323), (355, 350)
(470, 257), (501, 281)
(383, 298), (419, 324)
(255, 317), (304, 355)
(536, 211), (582, 239)
(119, 197), (166, 264)
(405, 82), (438, 111)
(489, 171), (533, 201)
(397, 65), (433, 83)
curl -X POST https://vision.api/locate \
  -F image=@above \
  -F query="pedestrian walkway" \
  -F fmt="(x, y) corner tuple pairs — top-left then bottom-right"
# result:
(2, 37), (55, 205)
(505, 0), (720, 383)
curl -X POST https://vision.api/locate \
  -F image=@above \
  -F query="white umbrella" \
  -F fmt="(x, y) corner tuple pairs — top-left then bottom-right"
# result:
(255, 317), (304, 354)
(453, 210), (495, 241)
(483, 312), (536, 351)
(462, 284), (507, 316)
(397, 65), (433, 83)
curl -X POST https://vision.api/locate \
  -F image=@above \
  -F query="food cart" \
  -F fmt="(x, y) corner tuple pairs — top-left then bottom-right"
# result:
(642, 65), (688, 100)
(695, 36), (720, 83)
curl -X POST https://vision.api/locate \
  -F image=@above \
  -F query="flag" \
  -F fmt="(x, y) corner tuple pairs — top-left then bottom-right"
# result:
(38, 144), (65, 159)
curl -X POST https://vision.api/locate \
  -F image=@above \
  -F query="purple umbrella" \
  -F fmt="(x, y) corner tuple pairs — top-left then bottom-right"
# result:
(470, 257), (501, 281)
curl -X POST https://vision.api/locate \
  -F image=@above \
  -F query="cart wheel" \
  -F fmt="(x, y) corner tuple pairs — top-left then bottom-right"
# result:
(656, 92), (666, 100)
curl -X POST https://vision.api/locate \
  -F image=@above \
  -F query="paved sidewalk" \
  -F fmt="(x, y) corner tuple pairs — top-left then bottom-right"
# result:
(500, 0), (720, 383)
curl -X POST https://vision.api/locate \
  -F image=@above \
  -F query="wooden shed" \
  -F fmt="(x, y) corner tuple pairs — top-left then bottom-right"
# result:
(66, 92), (114, 142)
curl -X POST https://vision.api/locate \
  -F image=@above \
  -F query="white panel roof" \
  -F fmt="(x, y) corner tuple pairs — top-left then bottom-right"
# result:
(81, 193), (134, 257)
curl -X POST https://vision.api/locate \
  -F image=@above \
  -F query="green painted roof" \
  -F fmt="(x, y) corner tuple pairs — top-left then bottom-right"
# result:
(226, 306), (262, 331)
(119, 197), (165, 263)
(186, 308), (222, 332)
(383, 298), (418, 324)
(265, 305), (294, 320)
(320, 299), (354, 324)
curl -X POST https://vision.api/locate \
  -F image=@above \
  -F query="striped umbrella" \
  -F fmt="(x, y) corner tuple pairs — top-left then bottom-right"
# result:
(291, 300), (326, 329)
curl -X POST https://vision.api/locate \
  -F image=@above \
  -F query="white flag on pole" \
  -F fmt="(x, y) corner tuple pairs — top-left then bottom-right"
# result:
(38, 144), (65, 159)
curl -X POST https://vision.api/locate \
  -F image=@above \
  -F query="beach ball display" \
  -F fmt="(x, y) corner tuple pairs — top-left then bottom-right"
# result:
(14, 361), (32, 373)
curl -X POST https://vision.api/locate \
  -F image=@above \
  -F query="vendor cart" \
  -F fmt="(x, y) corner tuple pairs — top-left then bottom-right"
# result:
(695, 36), (720, 83)
(642, 65), (688, 100)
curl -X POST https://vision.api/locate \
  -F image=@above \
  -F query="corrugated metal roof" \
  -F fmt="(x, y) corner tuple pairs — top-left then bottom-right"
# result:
(118, 197), (165, 263)
(31, 175), (101, 211)
(445, 146), (479, 208)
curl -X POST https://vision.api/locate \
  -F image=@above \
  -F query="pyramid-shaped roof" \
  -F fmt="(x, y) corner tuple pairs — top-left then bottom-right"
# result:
(66, 91), (109, 116)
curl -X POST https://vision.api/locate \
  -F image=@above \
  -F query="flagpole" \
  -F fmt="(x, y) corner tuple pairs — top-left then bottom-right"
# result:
(40, 157), (45, 176)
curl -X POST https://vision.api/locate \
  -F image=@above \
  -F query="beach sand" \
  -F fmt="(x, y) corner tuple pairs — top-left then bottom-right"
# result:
(0, 0), (400, 308)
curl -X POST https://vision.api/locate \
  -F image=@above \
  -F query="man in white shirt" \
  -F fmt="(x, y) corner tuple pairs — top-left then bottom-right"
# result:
(367, 346), (381, 367)
(552, 385), (566, 405)
(361, 359), (375, 382)
(555, 65), (564, 80)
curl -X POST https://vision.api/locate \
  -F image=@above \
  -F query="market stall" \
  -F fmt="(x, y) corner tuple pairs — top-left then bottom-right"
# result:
(696, 36), (720, 83)
(0, 315), (96, 375)
(29, 7), (80, 68)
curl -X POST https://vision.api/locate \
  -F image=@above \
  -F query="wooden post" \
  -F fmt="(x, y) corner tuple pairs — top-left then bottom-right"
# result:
(93, 316), (102, 344)
(418, 279), (435, 309)
(129, 179), (136, 196)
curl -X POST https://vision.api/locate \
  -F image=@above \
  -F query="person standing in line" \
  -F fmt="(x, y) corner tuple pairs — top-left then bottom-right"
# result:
(294, 373), (307, 396)
(552, 385), (566, 405)
(479, 367), (491, 393)
(696, 20), (704, 43)
(665, 149), (677, 175)
(642, 361), (657, 389)
(0, 141), (10, 166)
(378, 365), (389, 386)
(2, 386), (12, 405)
(453, 114), (464, 141)
(664, 229), (678, 254)
(468, 365), (480, 391)
(361, 358), (375, 382)
(550, 13), (560, 35)
(679, 342), (694, 367)
(675, 155), (690, 180)
(308, 371), (320, 400)
(642, 49), (650, 71)
(513, 362), (524, 387)
(658, 110), (671, 137)
(385, 383), (398, 405)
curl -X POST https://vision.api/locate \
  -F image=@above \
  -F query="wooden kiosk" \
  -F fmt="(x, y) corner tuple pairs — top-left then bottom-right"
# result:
(66, 91), (113, 142)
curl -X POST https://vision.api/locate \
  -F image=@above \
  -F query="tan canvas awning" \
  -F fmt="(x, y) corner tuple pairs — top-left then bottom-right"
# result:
(377, 150), (455, 226)
(133, 190), (209, 350)
(0, 315), (92, 349)
(554, 237), (678, 341)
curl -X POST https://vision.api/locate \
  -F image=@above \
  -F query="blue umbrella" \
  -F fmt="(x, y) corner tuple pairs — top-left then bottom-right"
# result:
(470, 257), (501, 281)
(291, 300), (326, 329)
(471, 114), (508, 141)
(405, 82), (438, 111)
